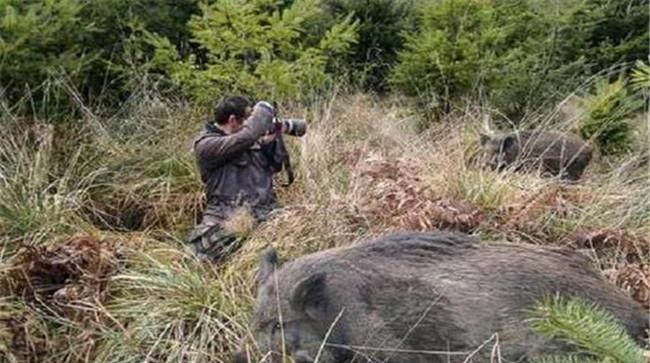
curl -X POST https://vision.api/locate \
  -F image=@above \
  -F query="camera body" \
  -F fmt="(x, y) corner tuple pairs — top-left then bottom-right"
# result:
(273, 117), (307, 137)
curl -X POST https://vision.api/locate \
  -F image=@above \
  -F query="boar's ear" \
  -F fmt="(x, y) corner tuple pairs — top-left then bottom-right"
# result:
(479, 132), (491, 145)
(256, 247), (279, 288)
(291, 272), (328, 321)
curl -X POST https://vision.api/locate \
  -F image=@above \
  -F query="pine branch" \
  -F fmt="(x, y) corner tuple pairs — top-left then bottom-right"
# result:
(530, 354), (602, 363)
(531, 296), (645, 363)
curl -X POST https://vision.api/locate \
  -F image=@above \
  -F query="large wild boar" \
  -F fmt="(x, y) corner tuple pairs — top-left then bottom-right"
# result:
(480, 130), (593, 181)
(234, 232), (647, 363)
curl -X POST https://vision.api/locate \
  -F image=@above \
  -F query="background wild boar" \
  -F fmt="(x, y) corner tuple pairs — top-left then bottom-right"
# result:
(234, 232), (647, 363)
(480, 130), (593, 181)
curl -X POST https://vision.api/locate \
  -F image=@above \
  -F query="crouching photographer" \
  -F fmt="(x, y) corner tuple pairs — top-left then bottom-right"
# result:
(187, 96), (306, 263)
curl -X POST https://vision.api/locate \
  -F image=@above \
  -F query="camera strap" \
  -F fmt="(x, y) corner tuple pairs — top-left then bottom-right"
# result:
(281, 154), (295, 187)
(259, 132), (294, 187)
(267, 104), (295, 187)
(274, 133), (294, 187)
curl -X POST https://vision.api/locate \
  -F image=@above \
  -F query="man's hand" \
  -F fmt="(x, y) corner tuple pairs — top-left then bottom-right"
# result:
(254, 101), (276, 117)
(244, 101), (277, 136)
(258, 132), (278, 145)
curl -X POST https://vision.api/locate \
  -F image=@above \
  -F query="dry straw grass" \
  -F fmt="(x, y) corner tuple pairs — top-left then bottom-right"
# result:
(0, 91), (648, 362)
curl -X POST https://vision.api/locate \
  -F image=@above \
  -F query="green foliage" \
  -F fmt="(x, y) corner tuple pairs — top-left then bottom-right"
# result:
(1, 0), (646, 119)
(530, 296), (646, 363)
(129, 0), (200, 55)
(535, 0), (648, 77)
(321, 0), (415, 91)
(580, 0), (649, 73)
(532, 356), (600, 363)
(147, 0), (359, 104)
(391, 0), (490, 112)
(0, 0), (100, 113)
(630, 60), (650, 95)
(0, 0), (203, 115)
(390, 0), (588, 119)
(577, 78), (644, 156)
(389, 0), (648, 121)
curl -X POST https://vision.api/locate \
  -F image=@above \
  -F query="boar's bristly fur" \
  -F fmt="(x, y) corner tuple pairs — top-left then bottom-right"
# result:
(235, 232), (648, 363)
(481, 130), (593, 181)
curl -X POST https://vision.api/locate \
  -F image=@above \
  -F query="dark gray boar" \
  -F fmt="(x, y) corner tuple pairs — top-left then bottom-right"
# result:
(233, 232), (647, 363)
(480, 130), (593, 181)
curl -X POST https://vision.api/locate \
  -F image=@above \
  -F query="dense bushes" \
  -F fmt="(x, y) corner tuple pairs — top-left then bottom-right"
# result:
(146, 0), (359, 104)
(0, 0), (108, 113)
(577, 78), (644, 156)
(1, 0), (647, 124)
(0, 0), (204, 116)
(389, 0), (648, 120)
(390, 0), (574, 118)
(321, 0), (415, 91)
(579, 0), (649, 73)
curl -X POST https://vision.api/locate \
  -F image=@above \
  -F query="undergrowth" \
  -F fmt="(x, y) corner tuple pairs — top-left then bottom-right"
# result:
(0, 88), (648, 362)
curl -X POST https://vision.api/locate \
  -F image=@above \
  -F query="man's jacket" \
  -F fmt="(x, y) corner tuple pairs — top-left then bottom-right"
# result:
(192, 109), (289, 229)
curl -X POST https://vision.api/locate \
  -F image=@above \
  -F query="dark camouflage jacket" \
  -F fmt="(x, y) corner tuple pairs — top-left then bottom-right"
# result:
(189, 109), (289, 240)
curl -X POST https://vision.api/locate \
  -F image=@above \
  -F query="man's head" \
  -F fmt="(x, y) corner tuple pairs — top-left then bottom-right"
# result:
(214, 96), (252, 132)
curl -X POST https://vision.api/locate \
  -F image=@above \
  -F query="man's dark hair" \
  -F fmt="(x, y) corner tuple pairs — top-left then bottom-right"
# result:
(214, 96), (251, 125)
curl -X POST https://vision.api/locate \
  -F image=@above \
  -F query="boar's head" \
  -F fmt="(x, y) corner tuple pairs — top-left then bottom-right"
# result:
(480, 132), (519, 170)
(233, 247), (345, 363)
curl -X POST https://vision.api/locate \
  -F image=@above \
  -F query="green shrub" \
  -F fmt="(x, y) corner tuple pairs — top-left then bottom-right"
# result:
(390, 0), (588, 120)
(0, 0), (101, 114)
(0, 0), (203, 116)
(577, 78), (644, 156)
(530, 296), (646, 363)
(129, 0), (200, 55)
(389, 0), (648, 122)
(580, 0), (649, 74)
(630, 60), (650, 96)
(146, 0), (359, 104)
(321, 0), (415, 91)
(3, 0), (645, 118)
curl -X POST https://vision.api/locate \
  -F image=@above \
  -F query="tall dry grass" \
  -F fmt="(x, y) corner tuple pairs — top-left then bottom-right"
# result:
(0, 88), (648, 362)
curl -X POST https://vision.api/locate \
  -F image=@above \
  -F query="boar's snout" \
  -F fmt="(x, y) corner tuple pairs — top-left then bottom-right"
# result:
(484, 152), (508, 171)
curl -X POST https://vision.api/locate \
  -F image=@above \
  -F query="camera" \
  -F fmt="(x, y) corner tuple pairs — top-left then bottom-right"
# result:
(273, 117), (307, 137)
(267, 101), (307, 137)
